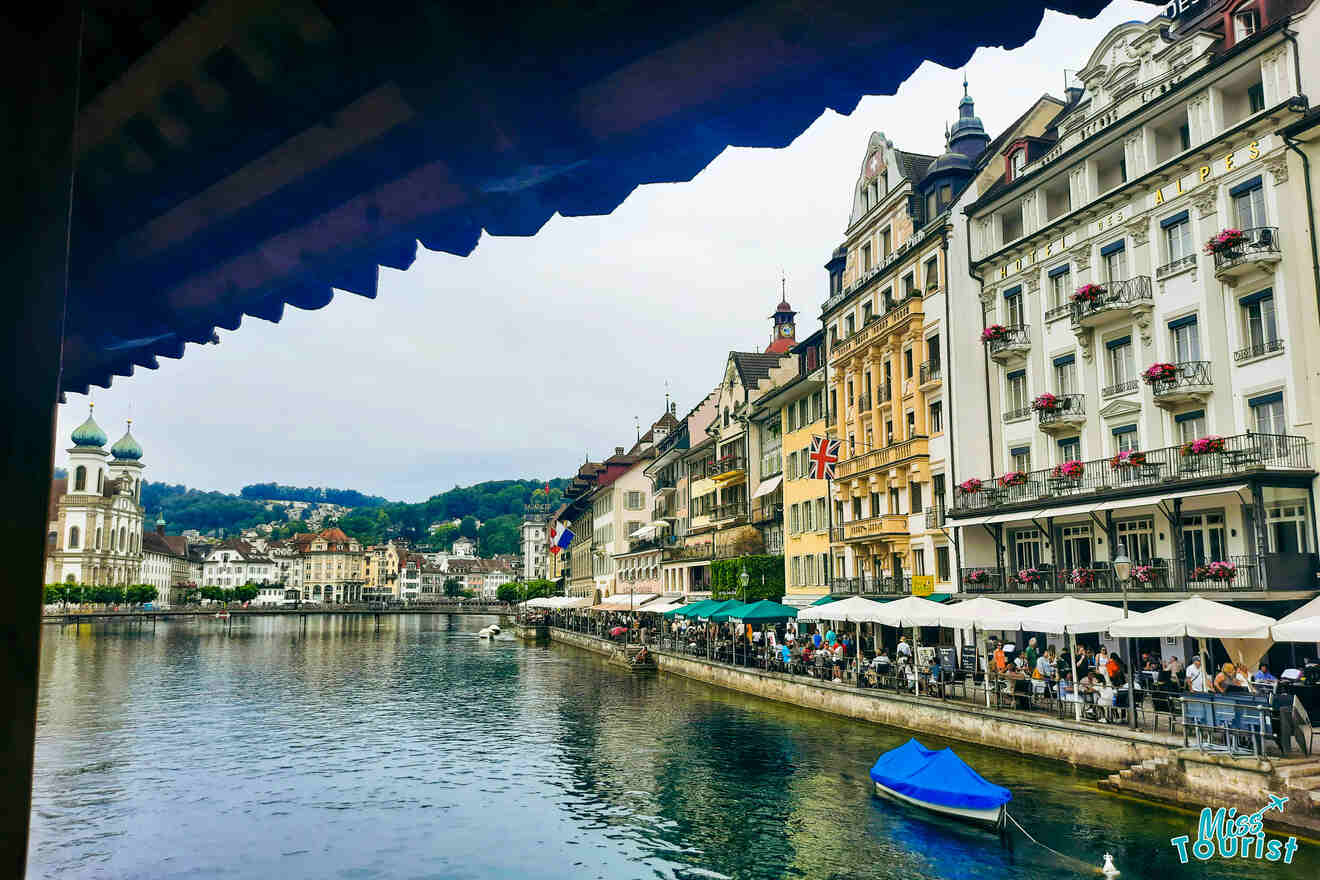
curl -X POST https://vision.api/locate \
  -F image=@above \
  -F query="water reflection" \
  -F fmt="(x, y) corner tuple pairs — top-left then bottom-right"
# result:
(31, 615), (1316, 879)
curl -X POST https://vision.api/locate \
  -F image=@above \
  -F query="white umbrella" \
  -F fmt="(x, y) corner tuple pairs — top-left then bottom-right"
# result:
(1277, 596), (1320, 625)
(1272, 615), (1320, 642)
(980, 596), (1125, 634)
(1108, 595), (1276, 639)
(937, 597), (1027, 630)
(797, 596), (884, 623)
(870, 595), (946, 628)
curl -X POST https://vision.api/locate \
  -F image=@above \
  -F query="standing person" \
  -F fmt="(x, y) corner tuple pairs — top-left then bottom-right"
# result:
(897, 635), (913, 664)
(1165, 655), (1183, 677)
(1024, 637), (1039, 673)
(1186, 655), (1207, 693)
(993, 641), (1007, 674)
(811, 628), (823, 650)
(825, 625), (837, 648)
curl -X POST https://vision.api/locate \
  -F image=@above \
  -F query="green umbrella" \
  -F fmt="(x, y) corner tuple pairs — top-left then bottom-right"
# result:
(810, 595), (841, 606)
(728, 599), (799, 624)
(669, 599), (716, 619)
(708, 600), (752, 623)
(700, 599), (746, 622)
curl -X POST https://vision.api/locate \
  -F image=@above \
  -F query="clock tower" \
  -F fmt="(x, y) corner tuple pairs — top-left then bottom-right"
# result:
(766, 297), (797, 354)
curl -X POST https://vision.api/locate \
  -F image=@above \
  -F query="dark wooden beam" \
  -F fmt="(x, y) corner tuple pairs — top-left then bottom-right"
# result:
(0, 3), (81, 874)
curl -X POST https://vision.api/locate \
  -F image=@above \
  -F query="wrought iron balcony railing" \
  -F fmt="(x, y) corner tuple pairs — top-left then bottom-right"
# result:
(1233, 339), (1285, 362)
(1069, 275), (1153, 327)
(958, 554), (1316, 595)
(1212, 227), (1280, 274)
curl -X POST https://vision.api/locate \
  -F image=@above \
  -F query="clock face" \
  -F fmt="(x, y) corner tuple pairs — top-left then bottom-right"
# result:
(779, 324), (794, 337)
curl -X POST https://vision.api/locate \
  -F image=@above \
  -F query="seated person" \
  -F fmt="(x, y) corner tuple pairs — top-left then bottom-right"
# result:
(1252, 663), (1277, 683)
(873, 649), (891, 669)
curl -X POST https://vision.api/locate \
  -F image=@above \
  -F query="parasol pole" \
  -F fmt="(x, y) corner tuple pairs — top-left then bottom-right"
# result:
(1070, 627), (1082, 721)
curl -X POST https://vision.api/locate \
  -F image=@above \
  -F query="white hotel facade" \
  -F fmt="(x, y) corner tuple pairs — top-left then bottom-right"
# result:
(949, 6), (1320, 610)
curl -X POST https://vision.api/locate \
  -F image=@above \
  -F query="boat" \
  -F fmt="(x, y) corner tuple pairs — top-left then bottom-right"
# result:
(478, 624), (501, 639)
(213, 611), (229, 619)
(869, 739), (1011, 829)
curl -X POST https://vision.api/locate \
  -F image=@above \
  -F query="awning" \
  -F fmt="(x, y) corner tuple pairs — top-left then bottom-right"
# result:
(630, 525), (657, 539)
(642, 598), (686, 614)
(751, 474), (784, 499)
(592, 593), (660, 610)
(946, 484), (1250, 528)
(783, 593), (829, 608)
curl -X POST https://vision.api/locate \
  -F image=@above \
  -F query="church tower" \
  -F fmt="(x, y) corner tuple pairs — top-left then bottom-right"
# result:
(766, 296), (797, 355)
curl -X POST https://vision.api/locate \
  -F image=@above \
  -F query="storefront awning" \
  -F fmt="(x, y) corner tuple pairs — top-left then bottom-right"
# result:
(751, 474), (784, 499)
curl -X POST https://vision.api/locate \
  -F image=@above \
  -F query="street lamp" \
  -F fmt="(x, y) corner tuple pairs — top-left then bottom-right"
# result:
(739, 567), (749, 602)
(1112, 543), (1136, 731)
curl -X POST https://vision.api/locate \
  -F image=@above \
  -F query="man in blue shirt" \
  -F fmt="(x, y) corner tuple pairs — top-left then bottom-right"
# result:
(811, 629), (822, 650)
(1253, 663), (1277, 683)
(825, 627), (836, 647)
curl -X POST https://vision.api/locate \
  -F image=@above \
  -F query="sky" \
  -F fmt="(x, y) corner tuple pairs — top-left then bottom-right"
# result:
(55, 1), (1153, 503)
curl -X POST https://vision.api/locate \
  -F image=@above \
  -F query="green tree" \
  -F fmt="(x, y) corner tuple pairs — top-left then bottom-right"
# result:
(711, 555), (785, 602)
(496, 582), (523, 603)
(443, 577), (464, 598)
(459, 515), (478, 539)
(234, 584), (259, 603)
(523, 578), (555, 599)
(476, 514), (520, 555)
(44, 584), (66, 606)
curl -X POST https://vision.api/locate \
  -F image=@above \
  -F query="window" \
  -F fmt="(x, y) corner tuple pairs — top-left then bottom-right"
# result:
(1053, 356), (1076, 395)
(791, 556), (802, 586)
(1267, 501), (1309, 554)
(1104, 244), (1128, 283)
(68, 526), (79, 549)
(935, 547), (951, 582)
(1011, 149), (1026, 178)
(625, 491), (644, 510)
(926, 334), (941, 369)
(1010, 528), (1044, 569)
(1248, 82), (1265, 113)
(1010, 446), (1031, 473)
(1182, 512), (1226, 568)
(811, 391), (822, 422)
(881, 227), (892, 257)
(1178, 122), (1190, 152)
(1006, 371), (1028, 411)
(1058, 436), (1081, 463)
(1106, 337), (1134, 389)
(74, 466), (85, 491)
(1058, 524), (1093, 571)
(925, 190), (936, 222)
(940, 185), (952, 205)
(905, 410), (916, 438)
(928, 401), (943, 434)
(925, 257), (939, 290)
(884, 419), (893, 446)
(903, 348), (913, 378)
(1250, 391), (1286, 436)
(790, 504), (801, 533)
(1233, 180), (1266, 229)
(1171, 316), (1201, 362)
(889, 487), (901, 514)
(1116, 517), (1155, 564)
(1235, 7), (1260, 41)
(1240, 290), (1278, 353)
(1176, 410), (1207, 444)
(903, 274), (915, 297)
(1049, 267), (1071, 309)
(862, 302), (872, 323)
(851, 497), (862, 520)
(913, 548), (927, 576)
(1004, 290), (1024, 326)
(1112, 425), (1138, 454)
(845, 314), (855, 337)
(1164, 215), (1193, 264)
(814, 499), (826, 532)
(862, 243), (872, 272)
(910, 482), (923, 513)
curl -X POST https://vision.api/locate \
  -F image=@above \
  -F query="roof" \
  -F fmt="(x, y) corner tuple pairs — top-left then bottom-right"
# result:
(895, 149), (937, 181)
(142, 531), (183, 558)
(41, 0), (1112, 396)
(731, 351), (784, 387)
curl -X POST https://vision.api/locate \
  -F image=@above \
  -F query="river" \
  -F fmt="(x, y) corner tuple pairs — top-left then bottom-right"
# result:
(29, 614), (1317, 879)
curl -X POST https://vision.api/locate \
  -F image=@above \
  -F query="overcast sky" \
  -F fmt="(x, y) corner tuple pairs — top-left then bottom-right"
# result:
(56, 2), (1151, 503)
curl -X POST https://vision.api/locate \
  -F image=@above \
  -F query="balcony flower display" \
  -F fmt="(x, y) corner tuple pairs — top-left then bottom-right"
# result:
(965, 569), (991, 585)
(1180, 435), (1225, 457)
(1133, 564), (1157, 584)
(1203, 228), (1246, 255)
(981, 324), (1009, 343)
(1031, 392), (1060, 413)
(1191, 560), (1237, 582)
(1070, 568), (1094, 587)
(998, 471), (1028, 488)
(1071, 283), (1106, 304)
(1142, 362), (1178, 384)
(1109, 449), (1147, 470)
(1015, 567), (1043, 585)
(957, 478), (983, 494)
(1052, 459), (1084, 479)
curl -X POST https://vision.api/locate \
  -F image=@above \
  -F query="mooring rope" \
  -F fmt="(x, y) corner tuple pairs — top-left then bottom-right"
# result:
(1005, 811), (1108, 875)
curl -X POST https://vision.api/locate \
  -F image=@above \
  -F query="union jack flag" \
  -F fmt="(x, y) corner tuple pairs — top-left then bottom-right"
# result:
(808, 435), (840, 480)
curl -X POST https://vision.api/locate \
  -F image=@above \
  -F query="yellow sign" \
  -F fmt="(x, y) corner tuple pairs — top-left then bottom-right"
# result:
(911, 575), (935, 597)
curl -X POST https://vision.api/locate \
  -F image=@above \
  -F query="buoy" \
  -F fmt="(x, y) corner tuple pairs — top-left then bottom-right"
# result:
(1101, 853), (1120, 877)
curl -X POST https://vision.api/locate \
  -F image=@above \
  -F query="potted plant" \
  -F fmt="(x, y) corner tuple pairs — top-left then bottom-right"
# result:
(965, 569), (991, 585)
(981, 324), (1009, 343)
(1142, 362), (1178, 384)
(1191, 560), (1237, 582)
(1015, 567), (1043, 586)
(1133, 564), (1157, 584)
(1070, 568), (1094, 587)
(1032, 392), (1060, 413)
(957, 478), (983, 494)
(1052, 459), (1085, 479)
(998, 471), (1028, 488)
(1203, 228), (1246, 255)
(1180, 435), (1225, 457)
(1072, 283), (1106, 304)
(1109, 449), (1147, 470)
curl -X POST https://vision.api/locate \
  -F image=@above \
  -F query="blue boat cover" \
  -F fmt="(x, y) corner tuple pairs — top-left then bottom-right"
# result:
(869, 740), (1012, 811)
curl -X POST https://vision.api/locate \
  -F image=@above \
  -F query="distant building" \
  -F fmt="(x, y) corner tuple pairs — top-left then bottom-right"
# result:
(139, 515), (189, 606)
(201, 540), (276, 590)
(294, 527), (365, 603)
(364, 543), (401, 600)
(451, 536), (477, 558)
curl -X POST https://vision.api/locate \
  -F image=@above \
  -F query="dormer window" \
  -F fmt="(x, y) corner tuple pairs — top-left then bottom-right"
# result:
(1010, 149), (1026, 180)
(1234, 5), (1260, 41)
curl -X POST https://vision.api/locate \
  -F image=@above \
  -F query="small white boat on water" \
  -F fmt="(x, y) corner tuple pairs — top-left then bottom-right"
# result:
(478, 624), (502, 639)
(869, 739), (1011, 829)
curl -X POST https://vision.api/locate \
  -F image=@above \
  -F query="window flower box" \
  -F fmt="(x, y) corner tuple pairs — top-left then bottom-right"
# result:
(1032, 392), (1060, 413)
(965, 569), (991, 585)
(1109, 450), (1147, 470)
(1070, 568), (1094, 587)
(998, 471), (1027, 488)
(1180, 435), (1225, 457)
(1191, 561), (1237, 582)
(1052, 459), (1084, 479)
(1203, 228), (1246, 255)
(1071, 283), (1106, 304)
(1133, 564), (1157, 584)
(1015, 567), (1043, 586)
(1142, 362), (1178, 384)
(981, 324), (1009, 343)
(957, 478), (983, 494)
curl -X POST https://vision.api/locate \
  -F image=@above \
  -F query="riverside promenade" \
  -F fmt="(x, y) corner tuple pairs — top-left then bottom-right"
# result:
(539, 624), (1320, 834)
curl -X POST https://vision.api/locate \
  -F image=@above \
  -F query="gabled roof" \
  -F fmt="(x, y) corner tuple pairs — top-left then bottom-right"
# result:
(895, 150), (937, 181)
(730, 352), (784, 387)
(142, 531), (182, 558)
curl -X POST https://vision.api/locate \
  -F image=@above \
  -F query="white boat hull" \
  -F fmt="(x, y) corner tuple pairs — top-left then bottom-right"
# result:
(873, 781), (1004, 828)
(478, 625), (501, 639)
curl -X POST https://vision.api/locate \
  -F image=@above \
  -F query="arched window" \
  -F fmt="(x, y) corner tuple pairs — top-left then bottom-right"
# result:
(74, 466), (86, 491)
(95, 527), (102, 549)
(119, 527), (126, 551)
(97, 469), (103, 492)
(69, 526), (80, 549)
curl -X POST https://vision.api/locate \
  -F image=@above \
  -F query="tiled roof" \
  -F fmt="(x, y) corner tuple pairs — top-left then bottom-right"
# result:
(895, 149), (937, 182)
(731, 351), (785, 387)
(142, 531), (182, 558)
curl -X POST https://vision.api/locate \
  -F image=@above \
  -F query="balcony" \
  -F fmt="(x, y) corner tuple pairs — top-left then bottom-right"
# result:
(652, 475), (677, 492)
(835, 435), (929, 481)
(1101, 379), (1138, 398)
(986, 324), (1030, 364)
(1002, 406), (1031, 424)
(1233, 338), (1285, 363)
(1069, 276), (1153, 330)
(1213, 227), (1281, 283)
(958, 554), (1317, 596)
(664, 542), (713, 562)
(924, 506), (946, 530)
(711, 502), (747, 524)
(710, 455), (746, 485)
(834, 575), (910, 596)
(752, 502), (783, 525)
(1150, 360), (1213, 408)
(1156, 254), (1196, 280)
(950, 431), (1311, 515)
(1043, 303), (1071, 324)
(830, 297), (924, 365)
(918, 360), (942, 387)
(878, 385), (893, 404)
(830, 514), (908, 543)
(1036, 393), (1085, 433)
(856, 391), (872, 413)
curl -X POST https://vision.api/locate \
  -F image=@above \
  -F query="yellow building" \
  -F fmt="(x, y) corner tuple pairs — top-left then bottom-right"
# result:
(363, 542), (400, 599)
(751, 329), (830, 605)
(295, 527), (365, 603)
